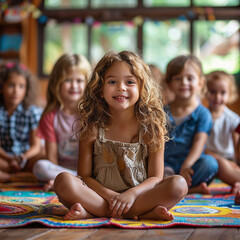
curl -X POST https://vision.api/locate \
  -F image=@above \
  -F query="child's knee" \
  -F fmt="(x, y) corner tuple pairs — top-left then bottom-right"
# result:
(54, 172), (71, 190)
(54, 172), (79, 196)
(33, 160), (51, 180)
(166, 175), (188, 199)
(174, 175), (188, 197)
(201, 155), (219, 175)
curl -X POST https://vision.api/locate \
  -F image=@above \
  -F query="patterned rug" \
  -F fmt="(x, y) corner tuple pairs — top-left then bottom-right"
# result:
(0, 180), (240, 229)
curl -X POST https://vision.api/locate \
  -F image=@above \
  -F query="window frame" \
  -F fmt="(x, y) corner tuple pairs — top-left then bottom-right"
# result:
(38, 0), (240, 77)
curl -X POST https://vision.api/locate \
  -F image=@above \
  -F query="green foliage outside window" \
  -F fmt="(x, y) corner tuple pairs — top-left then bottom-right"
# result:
(91, 22), (137, 66)
(143, 20), (189, 72)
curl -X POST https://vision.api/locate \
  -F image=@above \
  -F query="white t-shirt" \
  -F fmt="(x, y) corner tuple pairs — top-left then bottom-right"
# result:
(206, 107), (240, 160)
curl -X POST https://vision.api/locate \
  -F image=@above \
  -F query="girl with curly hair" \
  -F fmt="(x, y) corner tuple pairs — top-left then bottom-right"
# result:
(54, 50), (187, 221)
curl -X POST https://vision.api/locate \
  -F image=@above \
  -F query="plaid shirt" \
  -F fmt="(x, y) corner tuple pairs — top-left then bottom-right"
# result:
(0, 104), (42, 155)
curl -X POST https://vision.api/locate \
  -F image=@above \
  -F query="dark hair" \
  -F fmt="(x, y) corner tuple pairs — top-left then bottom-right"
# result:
(0, 61), (38, 109)
(165, 55), (204, 83)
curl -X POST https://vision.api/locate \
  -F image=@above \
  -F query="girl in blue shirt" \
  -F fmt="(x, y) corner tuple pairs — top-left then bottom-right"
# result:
(164, 55), (218, 194)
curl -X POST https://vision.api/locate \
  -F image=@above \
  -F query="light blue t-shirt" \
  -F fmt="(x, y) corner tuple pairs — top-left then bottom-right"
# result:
(164, 104), (213, 170)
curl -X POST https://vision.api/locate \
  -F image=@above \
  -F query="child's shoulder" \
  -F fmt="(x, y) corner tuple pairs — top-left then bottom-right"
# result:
(28, 105), (43, 113)
(25, 105), (43, 117)
(0, 104), (5, 112)
(195, 104), (211, 116)
(223, 106), (240, 119)
(191, 104), (212, 125)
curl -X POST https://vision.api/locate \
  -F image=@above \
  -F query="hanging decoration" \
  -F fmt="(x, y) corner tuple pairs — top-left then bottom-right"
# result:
(206, 7), (216, 21)
(194, 7), (216, 21)
(85, 16), (94, 26)
(133, 16), (144, 26)
(0, 2), (217, 28)
(73, 18), (82, 24)
(0, 0), (46, 23)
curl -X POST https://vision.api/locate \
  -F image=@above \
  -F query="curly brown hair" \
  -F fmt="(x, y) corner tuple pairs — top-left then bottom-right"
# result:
(77, 51), (168, 152)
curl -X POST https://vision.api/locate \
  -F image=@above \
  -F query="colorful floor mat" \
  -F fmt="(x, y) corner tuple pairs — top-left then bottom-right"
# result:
(0, 180), (240, 229)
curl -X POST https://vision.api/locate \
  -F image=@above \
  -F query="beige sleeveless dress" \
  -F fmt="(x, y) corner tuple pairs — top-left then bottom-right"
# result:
(93, 127), (148, 192)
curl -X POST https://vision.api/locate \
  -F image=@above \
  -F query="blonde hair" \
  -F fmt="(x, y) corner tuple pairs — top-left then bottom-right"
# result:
(42, 53), (91, 118)
(77, 50), (168, 152)
(206, 70), (238, 104)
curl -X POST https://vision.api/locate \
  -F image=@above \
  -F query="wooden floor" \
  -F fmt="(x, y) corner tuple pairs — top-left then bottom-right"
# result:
(0, 226), (239, 240)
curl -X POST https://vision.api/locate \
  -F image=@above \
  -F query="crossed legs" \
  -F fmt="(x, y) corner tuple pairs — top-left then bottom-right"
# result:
(54, 172), (188, 220)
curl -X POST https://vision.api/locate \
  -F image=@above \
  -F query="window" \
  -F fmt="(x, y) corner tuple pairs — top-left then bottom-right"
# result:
(43, 21), (88, 74)
(143, 20), (190, 71)
(91, 21), (137, 65)
(194, 20), (239, 74)
(39, 0), (240, 81)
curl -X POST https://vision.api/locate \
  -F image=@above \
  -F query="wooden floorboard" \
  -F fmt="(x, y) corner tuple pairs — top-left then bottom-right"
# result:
(0, 228), (239, 240)
(188, 228), (239, 240)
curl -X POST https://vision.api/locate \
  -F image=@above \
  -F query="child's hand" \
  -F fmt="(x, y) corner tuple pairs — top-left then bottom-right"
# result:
(180, 168), (193, 186)
(106, 192), (120, 208)
(9, 158), (21, 173)
(110, 191), (136, 218)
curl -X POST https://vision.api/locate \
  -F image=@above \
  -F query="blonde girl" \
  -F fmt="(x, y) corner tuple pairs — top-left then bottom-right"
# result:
(54, 51), (187, 221)
(0, 62), (42, 182)
(205, 70), (240, 194)
(164, 55), (219, 194)
(33, 53), (91, 191)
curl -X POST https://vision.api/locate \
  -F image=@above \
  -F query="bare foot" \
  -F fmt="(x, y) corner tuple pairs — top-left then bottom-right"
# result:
(64, 203), (94, 220)
(0, 171), (10, 183)
(188, 182), (210, 194)
(231, 182), (240, 194)
(135, 206), (174, 221)
(235, 191), (240, 205)
(43, 180), (54, 192)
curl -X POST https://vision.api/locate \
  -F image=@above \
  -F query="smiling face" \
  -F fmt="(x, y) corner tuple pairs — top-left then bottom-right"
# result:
(102, 61), (140, 114)
(59, 67), (86, 106)
(168, 62), (203, 101)
(3, 72), (27, 110)
(206, 77), (230, 111)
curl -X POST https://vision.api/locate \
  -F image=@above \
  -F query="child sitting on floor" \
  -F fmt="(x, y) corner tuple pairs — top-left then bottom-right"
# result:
(33, 53), (91, 191)
(205, 70), (240, 194)
(54, 50), (188, 221)
(0, 62), (42, 182)
(163, 55), (218, 194)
